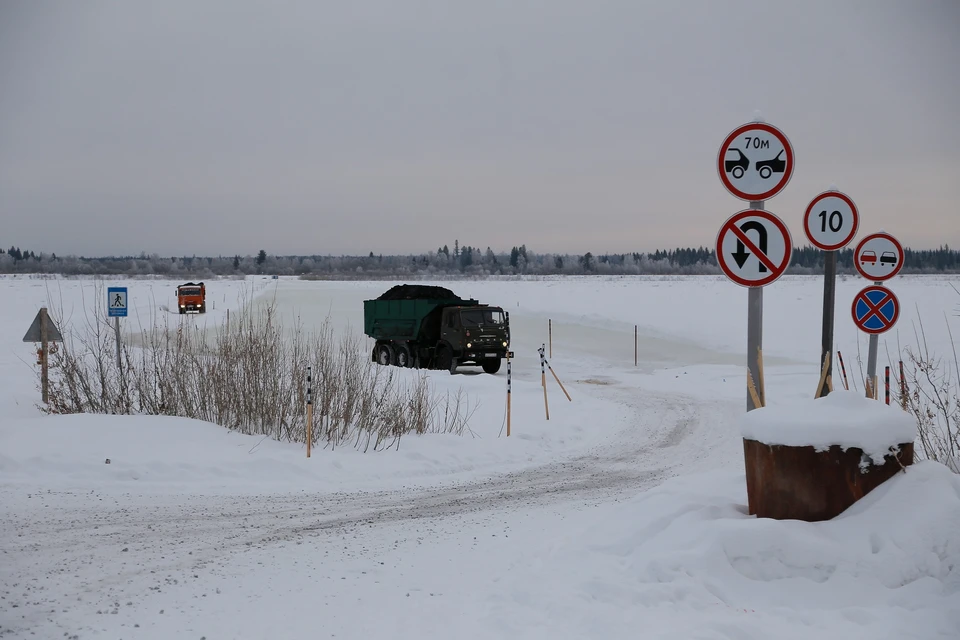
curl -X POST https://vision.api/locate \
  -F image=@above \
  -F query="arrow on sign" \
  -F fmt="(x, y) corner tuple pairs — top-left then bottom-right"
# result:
(732, 221), (768, 272)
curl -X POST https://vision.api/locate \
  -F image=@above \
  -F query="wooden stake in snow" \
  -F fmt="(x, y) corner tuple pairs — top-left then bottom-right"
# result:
(747, 370), (763, 409)
(306, 366), (313, 458)
(22, 307), (64, 405)
(815, 350), (831, 399)
(542, 352), (572, 403)
(635, 325), (638, 367)
(549, 319), (552, 359)
(757, 347), (766, 406)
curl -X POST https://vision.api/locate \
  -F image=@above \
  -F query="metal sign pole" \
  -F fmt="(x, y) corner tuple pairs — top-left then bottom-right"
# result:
(818, 250), (837, 397)
(747, 200), (764, 412)
(114, 316), (122, 376)
(866, 280), (881, 398)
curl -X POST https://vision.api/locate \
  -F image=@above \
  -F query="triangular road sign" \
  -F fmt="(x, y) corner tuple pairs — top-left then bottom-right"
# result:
(22, 309), (64, 343)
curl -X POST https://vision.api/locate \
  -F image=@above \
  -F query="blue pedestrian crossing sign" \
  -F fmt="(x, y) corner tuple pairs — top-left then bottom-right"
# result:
(108, 287), (128, 317)
(851, 285), (899, 335)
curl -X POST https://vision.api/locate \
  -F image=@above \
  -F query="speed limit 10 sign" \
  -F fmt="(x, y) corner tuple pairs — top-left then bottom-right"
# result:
(803, 190), (860, 251)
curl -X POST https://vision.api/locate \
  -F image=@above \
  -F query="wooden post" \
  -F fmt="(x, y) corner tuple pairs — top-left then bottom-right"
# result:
(40, 307), (49, 405)
(814, 350), (830, 399)
(548, 319), (552, 358)
(757, 347), (766, 406)
(506, 354), (512, 437)
(306, 366), (313, 458)
(747, 370), (763, 410)
(634, 325), (638, 367)
(545, 360), (572, 402)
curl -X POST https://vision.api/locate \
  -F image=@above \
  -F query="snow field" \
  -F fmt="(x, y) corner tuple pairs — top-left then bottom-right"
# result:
(2, 273), (960, 639)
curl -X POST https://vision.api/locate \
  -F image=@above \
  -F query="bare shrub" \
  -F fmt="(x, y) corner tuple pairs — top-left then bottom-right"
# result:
(41, 281), (473, 451)
(897, 314), (960, 473)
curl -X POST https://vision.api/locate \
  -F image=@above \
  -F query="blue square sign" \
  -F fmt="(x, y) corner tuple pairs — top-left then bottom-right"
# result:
(108, 287), (128, 317)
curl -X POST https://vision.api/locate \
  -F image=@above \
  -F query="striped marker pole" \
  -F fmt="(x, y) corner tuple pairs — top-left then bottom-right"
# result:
(885, 366), (891, 405)
(306, 366), (313, 458)
(506, 354), (512, 437)
(540, 345), (550, 421)
(837, 350), (850, 391)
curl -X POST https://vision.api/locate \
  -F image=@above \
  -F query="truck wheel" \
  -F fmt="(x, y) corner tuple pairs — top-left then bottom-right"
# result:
(200, 303), (206, 313)
(482, 359), (502, 374)
(395, 344), (412, 368)
(436, 345), (456, 373)
(376, 343), (394, 366)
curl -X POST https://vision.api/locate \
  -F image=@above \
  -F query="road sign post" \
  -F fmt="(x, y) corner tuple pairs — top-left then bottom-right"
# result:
(852, 284), (900, 398)
(804, 189), (860, 398)
(717, 118), (795, 412)
(108, 287), (128, 376)
(715, 206), (793, 411)
(853, 233), (904, 398)
(22, 307), (64, 405)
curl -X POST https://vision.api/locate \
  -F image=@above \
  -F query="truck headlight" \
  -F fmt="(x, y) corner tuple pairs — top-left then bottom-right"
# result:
(502, 341), (507, 347)
(466, 342), (472, 349)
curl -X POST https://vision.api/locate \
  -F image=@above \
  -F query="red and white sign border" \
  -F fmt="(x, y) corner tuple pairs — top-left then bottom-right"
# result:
(717, 122), (795, 202)
(715, 209), (793, 288)
(803, 190), (860, 251)
(853, 232), (904, 282)
(851, 284), (900, 335)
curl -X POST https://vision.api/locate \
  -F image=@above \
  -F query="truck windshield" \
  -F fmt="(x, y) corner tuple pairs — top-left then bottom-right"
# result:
(460, 309), (504, 327)
(179, 289), (201, 296)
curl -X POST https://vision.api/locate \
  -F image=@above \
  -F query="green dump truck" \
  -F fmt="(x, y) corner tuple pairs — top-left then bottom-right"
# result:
(363, 284), (512, 374)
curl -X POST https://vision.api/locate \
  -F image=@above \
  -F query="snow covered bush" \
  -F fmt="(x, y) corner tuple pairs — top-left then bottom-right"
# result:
(40, 283), (474, 452)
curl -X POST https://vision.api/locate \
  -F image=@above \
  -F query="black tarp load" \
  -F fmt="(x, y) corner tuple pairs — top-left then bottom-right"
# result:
(376, 284), (458, 300)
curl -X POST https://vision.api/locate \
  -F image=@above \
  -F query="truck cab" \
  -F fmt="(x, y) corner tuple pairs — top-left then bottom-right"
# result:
(176, 282), (206, 314)
(438, 305), (511, 373)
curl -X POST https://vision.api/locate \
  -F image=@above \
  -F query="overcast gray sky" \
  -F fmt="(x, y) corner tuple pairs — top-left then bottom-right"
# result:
(1, 0), (958, 257)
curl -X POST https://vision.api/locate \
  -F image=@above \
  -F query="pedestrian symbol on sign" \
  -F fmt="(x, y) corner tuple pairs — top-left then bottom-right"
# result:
(107, 287), (128, 318)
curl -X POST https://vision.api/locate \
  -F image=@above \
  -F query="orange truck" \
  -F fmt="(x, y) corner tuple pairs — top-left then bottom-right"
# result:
(176, 282), (206, 314)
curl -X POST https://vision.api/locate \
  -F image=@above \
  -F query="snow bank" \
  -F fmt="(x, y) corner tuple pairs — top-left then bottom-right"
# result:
(740, 389), (916, 464)
(0, 370), (623, 495)
(496, 461), (960, 637)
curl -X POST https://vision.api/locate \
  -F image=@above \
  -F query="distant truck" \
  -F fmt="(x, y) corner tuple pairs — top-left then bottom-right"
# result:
(363, 284), (512, 374)
(176, 282), (206, 314)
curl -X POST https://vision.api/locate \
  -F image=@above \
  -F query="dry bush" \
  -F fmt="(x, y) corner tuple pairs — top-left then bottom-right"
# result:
(895, 315), (960, 473)
(41, 281), (475, 452)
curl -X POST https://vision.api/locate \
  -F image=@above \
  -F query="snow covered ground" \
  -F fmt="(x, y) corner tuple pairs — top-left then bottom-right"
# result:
(2, 273), (959, 639)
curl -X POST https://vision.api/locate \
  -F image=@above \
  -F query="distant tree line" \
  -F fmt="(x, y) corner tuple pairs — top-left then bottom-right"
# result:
(1, 242), (959, 278)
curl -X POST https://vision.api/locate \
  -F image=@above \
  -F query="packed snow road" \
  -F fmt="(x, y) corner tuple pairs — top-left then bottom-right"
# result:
(1, 383), (737, 639)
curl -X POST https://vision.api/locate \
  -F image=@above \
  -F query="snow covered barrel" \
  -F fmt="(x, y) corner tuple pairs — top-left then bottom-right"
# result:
(739, 390), (916, 522)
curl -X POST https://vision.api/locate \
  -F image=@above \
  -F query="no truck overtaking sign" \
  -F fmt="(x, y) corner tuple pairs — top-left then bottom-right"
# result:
(717, 122), (795, 202)
(715, 209), (793, 288)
